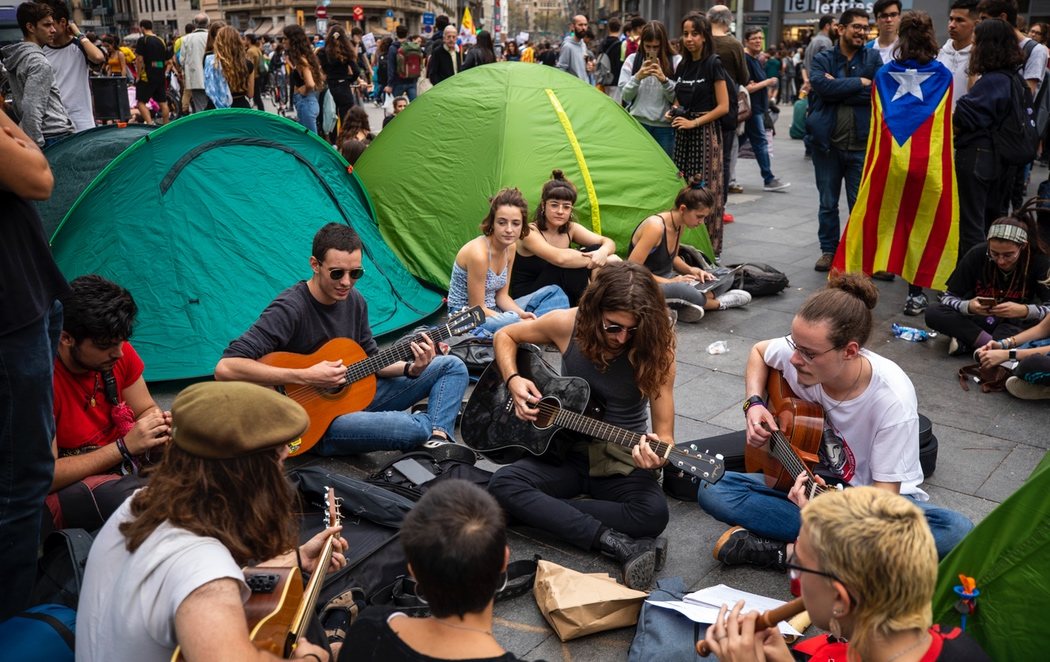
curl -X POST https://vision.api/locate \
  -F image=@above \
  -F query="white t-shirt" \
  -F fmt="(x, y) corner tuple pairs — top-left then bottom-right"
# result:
(867, 37), (898, 65)
(764, 338), (926, 499)
(1020, 37), (1049, 96)
(938, 39), (972, 110)
(43, 39), (95, 132)
(76, 493), (248, 662)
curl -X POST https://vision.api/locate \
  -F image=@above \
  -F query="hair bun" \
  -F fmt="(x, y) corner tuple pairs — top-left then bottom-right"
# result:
(551, 169), (565, 180)
(828, 272), (878, 311)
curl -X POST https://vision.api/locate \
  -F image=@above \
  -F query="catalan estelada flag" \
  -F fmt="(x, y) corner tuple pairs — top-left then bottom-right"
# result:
(832, 59), (958, 290)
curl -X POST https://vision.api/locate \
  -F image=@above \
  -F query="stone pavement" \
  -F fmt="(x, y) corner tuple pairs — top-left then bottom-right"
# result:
(154, 107), (1048, 660)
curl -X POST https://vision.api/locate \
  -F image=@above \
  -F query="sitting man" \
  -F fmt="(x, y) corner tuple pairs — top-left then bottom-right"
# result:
(215, 223), (469, 453)
(77, 381), (346, 661)
(487, 262), (673, 590)
(697, 273), (973, 566)
(48, 274), (171, 532)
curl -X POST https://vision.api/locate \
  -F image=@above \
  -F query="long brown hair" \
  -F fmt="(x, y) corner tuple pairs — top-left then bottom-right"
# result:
(214, 26), (250, 94)
(575, 262), (675, 399)
(284, 24), (325, 86)
(325, 24), (355, 64)
(204, 19), (226, 53)
(638, 21), (675, 79)
(119, 444), (298, 566)
(893, 10), (939, 64)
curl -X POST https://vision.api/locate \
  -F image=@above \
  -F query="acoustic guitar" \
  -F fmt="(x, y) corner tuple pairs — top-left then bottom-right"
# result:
(462, 345), (726, 485)
(260, 307), (485, 456)
(172, 487), (342, 661)
(743, 370), (831, 496)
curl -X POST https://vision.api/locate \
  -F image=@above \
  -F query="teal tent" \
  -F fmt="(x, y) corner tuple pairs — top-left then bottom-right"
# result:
(51, 109), (443, 381)
(355, 61), (710, 289)
(933, 451), (1050, 659)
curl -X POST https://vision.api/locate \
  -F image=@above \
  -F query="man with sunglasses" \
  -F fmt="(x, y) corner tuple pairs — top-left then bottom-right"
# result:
(215, 223), (469, 454)
(697, 274), (973, 572)
(487, 262), (674, 590)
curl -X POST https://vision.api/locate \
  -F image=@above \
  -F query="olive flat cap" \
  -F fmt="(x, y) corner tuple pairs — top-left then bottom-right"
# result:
(172, 382), (309, 459)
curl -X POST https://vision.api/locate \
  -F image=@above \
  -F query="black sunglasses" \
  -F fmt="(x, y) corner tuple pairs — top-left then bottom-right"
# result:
(326, 266), (365, 280)
(602, 321), (638, 336)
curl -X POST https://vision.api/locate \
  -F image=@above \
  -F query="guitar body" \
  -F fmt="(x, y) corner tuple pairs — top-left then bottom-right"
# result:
(462, 345), (596, 464)
(743, 370), (826, 491)
(259, 338), (375, 456)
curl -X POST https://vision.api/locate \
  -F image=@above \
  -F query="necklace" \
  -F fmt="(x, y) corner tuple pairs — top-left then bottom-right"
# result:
(432, 618), (493, 637)
(669, 211), (681, 234)
(883, 631), (930, 662)
(63, 361), (101, 409)
(824, 356), (867, 413)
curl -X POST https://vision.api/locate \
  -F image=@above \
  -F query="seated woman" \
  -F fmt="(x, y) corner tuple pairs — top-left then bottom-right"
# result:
(926, 203), (1050, 356)
(509, 170), (619, 306)
(341, 479), (525, 662)
(627, 181), (750, 322)
(976, 307), (1050, 400)
(448, 188), (569, 336)
(702, 487), (990, 662)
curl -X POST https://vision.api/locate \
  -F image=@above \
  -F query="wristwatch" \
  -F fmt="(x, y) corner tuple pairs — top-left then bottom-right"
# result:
(1009, 349), (1018, 360)
(742, 395), (766, 414)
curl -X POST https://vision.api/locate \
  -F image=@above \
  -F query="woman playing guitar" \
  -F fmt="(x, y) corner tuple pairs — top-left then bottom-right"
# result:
(697, 273), (973, 569)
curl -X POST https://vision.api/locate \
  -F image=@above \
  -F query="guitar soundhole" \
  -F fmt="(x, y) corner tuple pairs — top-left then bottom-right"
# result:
(532, 397), (559, 430)
(246, 574), (281, 593)
(318, 384), (348, 398)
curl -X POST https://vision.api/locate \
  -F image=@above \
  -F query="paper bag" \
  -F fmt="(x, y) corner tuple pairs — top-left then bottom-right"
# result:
(533, 559), (648, 641)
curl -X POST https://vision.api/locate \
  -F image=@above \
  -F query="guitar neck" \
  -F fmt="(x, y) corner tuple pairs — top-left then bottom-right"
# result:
(345, 322), (456, 383)
(288, 537), (336, 651)
(550, 407), (672, 456)
(768, 431), (828, 498)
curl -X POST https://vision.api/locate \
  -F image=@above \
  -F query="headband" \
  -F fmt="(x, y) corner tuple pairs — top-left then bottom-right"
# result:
(987, 222), (1028, 245)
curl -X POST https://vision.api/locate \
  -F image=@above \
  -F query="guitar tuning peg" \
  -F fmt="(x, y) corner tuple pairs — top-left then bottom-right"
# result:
(689, 443), (697, 451)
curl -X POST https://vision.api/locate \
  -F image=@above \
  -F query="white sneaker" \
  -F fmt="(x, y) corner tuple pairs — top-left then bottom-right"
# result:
(763, 179), (791, 192)
(717, 289), (752, 310)
(668, 300), (705, 323)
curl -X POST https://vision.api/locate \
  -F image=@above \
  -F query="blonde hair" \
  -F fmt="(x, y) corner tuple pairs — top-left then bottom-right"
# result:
(214, 26), (250, 94)
(801, 487), (936, 661)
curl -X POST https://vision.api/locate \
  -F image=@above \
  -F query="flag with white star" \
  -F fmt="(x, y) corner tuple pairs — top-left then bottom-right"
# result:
(832, 59), (959, 290)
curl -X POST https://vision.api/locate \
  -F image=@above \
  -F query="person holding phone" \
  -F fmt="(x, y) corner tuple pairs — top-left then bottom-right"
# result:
(619, 21), (681, 157)
(925, 202), (1050, 357)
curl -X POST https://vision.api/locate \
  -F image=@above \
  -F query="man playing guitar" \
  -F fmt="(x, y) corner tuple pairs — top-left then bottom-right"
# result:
(488, 262), (673, 591)
(215, 223), (469, 454)
(698, 274), (973, 569)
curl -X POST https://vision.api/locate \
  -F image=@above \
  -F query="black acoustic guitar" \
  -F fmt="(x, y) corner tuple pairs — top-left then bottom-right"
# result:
(462, 346), (726, 485)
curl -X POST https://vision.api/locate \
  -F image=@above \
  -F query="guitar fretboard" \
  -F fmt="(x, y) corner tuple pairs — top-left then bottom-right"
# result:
(768, 429), (828, 498)
(344, 321), (455, 384)
(544, 404), (671, 455)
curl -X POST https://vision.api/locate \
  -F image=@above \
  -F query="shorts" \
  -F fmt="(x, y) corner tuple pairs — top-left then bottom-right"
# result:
(135, 75), (167, 104)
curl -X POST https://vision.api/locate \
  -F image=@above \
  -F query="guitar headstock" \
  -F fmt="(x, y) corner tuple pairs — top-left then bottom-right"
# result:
(324, 486), (342, 530)
(667, 445), (726, 485)
(446, 306), (486, 336)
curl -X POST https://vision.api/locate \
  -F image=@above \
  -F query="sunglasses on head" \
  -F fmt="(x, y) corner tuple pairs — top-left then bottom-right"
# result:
(602, 321), (638, 336)
(325, 266), (365, 280)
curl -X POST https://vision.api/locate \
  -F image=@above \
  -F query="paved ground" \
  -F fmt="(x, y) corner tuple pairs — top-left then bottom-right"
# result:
(154, 105), (1049, 660)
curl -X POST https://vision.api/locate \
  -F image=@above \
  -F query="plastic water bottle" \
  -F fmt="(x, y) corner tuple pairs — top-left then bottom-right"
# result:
(892, 323), (936, 342)
(707, 340), (729, 354)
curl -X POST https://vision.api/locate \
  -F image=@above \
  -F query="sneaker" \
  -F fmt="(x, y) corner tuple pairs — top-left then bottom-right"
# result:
(669, 300), (705, 323)
(814, 253), (834, 272)
(712, 526), (787, 570)
(599, 529), (658, 590)
(948, 337), (972, 357)
(717, 289), (752, 310)
(728, 183), (744, 194)
(723, 212), (735, 223)
(1006, 376), (1050, 399)
(763, 178), (791, 192)
(872, 271), (896, 281)
(903, 293), (928, 316)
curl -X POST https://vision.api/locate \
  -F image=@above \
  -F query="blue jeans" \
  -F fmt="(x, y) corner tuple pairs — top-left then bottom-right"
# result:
(315, 354), (468, 455)
(697, 472), (974, 559)
(643, 123), (675, 158)
(812, 146), (865, 254)
(0, 300), (62, 620)
(391, 81), (417, 101)
(293, 91), (320, 134)
(477, 285), (570, 335)
(742, 112), (775, 184)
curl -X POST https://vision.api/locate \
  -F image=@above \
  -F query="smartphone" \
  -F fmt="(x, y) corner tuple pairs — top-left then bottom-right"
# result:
(645, 52), (655, 61)
(976, 296), (997, 308)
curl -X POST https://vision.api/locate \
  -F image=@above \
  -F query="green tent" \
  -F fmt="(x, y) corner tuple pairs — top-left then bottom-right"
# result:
(51, 109), (443, 381)
(355, 61), (711, 288)
(933, 451), (1050, 659)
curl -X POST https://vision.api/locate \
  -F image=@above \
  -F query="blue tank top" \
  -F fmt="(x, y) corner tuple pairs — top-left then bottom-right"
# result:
(447, 244), (509, 312)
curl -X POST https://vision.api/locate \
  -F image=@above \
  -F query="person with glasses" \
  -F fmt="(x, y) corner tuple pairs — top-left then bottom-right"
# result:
(866, 0), (901, 64)
(488, 262), (674, 591)
(447, 188), (570, 336)
(1029, 22), (1049, 45)
(215, 223), (469, 455)
(927, 205), (1050, 357)
(697, 273), (973, 571)
(509, 170), (619, 307)
(701, 487), (991, 662)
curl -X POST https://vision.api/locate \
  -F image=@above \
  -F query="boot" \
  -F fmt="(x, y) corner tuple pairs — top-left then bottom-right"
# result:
(599, 529), (657, 591)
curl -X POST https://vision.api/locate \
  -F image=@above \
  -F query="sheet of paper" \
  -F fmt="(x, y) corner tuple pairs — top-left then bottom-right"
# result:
(646, 597), (802, 637)
(643, 583), (803, 637)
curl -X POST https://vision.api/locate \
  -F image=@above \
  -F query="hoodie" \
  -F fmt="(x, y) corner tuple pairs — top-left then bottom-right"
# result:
(937, 40), (972, 110)
(1, 41), (74, 146)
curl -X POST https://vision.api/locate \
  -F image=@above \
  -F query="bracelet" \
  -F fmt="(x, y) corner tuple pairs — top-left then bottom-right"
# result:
(115, 437), (139, 473)
(742, 395), (766, 414)
(505, 373), (521, 387)
(403, 362), (416, 378)
(1003, 337), (1015, 349)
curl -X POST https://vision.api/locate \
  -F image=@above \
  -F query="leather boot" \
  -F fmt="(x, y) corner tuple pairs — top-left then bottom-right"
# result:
(599, 529), (658, 591)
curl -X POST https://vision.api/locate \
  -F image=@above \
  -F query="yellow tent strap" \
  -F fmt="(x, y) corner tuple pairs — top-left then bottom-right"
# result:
(544, 88), (600, 234)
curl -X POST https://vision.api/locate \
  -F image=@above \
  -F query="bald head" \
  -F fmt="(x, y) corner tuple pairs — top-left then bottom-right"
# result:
(708, 5), (733, 31)
(193, 12), (209, 28)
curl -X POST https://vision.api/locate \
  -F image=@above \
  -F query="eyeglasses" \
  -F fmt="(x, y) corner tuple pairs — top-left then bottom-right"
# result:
(785, 552), (845, 583)
(325, 266), (366, 280)
(602, 320), (638, 336)
(845, 23), (870, 32)
(785, 335), (839, 363)
(546, 201), (574, 212)
(987, 249), (1020, 262)
(877, 12), (900, 20)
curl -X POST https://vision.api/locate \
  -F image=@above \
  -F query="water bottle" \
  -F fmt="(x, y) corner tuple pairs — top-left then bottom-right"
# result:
(891, 323), (936, 342)
(707, 340), (729, 354)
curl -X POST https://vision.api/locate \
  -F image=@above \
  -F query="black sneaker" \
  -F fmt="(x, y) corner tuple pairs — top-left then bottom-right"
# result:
(712, 526), (787, 571)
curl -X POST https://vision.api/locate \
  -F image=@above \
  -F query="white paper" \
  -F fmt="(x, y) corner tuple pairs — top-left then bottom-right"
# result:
(645, 583), (802, 637)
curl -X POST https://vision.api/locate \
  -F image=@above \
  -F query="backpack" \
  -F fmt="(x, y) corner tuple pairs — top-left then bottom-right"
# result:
(993, 73), (1039, 166)
(627, 577), (706, 661)
(0, 604), (77, 662)
(446, 335), (495, 376)
(595, 52), (615, 86)
(396, 40), (423, 79)
(366, 443), (491, 502)
(725, 262), (790, 297)
(31, 529), (95, 609)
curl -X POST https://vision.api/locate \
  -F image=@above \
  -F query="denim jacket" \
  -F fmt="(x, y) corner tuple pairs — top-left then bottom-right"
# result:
(806, 45), (883, 152)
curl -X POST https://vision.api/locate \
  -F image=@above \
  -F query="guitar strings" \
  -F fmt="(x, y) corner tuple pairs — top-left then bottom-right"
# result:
(768, 428), (828, 497)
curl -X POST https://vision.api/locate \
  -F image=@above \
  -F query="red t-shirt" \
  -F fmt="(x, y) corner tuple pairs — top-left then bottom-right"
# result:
(53, 342), (145, 451)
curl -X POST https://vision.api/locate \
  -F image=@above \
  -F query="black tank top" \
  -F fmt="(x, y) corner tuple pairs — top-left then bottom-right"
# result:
(628, 217), (677, 279)
(561, 324), (647, 434)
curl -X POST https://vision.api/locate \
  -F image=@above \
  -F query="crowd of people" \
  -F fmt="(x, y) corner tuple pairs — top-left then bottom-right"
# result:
(3, 0), (1049, 660)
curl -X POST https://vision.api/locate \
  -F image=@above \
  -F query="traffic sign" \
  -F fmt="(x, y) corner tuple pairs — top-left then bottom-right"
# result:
(352, 5), (364, 21)
(316, 18), (328, 33)
(315, 6), (327, 19)
(385, 9), (394, 18)
(423, 12), (435, 25)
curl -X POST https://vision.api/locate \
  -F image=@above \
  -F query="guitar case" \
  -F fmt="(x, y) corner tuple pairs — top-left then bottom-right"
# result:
(663, 414), (938, 502)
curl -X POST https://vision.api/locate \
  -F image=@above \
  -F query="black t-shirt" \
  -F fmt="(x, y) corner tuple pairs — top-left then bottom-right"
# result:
(674, 54), (727, 114)
(318, 50), (362, 83)
(341, 608), (532, 662)
(745, 52), (769, 115)
(945, 242), (1050, 303)
(1, 191), (70, 335)
(135, 34), (167, 79)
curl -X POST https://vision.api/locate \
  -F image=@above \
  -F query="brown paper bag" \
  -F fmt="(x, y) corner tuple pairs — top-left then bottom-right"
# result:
(532, 559), (648, 641)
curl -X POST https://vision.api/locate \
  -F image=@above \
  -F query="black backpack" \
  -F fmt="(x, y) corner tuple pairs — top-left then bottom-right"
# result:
(31, 529), (95, 609)
(366, 443), (491, 502)
(994, 73), (1039, 166)
(725, 262), (790, 297)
